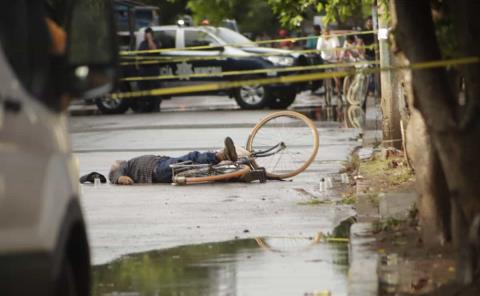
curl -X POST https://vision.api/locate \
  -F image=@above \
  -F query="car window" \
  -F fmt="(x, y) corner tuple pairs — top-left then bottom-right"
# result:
(154, 30), (176, 48)
(184, 30), (219, 47)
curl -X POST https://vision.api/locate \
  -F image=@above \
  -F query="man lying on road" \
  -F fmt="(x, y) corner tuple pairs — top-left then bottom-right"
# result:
(109, 137), (238, 185)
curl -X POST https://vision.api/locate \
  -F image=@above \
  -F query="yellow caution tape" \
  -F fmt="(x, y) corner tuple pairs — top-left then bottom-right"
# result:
(121, 60), (378, 82)
(119, 44), (378, 66)
(110, 56), (480, 100)
(120, 30), (378, 56)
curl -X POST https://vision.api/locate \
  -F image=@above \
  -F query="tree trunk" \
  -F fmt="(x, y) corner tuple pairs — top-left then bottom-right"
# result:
(392, 0), (480, 284)
(406, 109), (451, 246)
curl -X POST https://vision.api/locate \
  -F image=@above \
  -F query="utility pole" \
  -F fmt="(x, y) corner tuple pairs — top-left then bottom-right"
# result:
(377, 1), (402, 149)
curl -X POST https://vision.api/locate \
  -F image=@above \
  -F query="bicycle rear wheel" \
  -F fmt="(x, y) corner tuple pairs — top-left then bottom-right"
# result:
(246, 111), (319, 179)
(346, 72), (368, 106)
(172, 164), (251, 185)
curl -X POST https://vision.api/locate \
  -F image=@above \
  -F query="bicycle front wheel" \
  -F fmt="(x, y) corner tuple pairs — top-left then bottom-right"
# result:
(172, 164), (251, 185)
(246, 111), (319, 179)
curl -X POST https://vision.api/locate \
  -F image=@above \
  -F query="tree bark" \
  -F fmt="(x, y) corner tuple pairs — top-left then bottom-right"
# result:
(392, 0), (480, 283)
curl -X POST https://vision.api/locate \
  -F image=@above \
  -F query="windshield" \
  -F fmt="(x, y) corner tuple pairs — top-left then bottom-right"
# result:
(208, 27), (256, 47)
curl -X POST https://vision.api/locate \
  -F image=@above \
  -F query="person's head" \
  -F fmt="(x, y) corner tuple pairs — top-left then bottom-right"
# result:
(346, 35), (356, 44)
(278, 29), (288, 37)
(322, 26), (331, 36)
(313, 25), (321, 35)
(144, 27), (154, 41)
(109, 160), (126, 182)
(365, 16), (373, 30)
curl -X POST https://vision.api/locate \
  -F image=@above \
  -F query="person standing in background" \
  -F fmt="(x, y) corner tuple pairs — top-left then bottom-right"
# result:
(305, 25), (321, 49)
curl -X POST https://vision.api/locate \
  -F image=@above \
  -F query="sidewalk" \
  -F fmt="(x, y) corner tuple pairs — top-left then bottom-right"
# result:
(346, 97), (456, 295)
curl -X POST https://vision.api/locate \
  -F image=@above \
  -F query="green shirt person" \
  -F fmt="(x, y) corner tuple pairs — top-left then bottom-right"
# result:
(305, 25), (321, 49)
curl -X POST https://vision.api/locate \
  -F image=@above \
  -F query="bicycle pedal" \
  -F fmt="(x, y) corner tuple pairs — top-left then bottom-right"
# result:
(241, 168), (267, 183)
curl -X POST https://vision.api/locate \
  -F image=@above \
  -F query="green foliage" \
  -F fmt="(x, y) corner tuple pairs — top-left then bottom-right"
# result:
(267, 0), (377, 29)
(374, 217), (404, 232)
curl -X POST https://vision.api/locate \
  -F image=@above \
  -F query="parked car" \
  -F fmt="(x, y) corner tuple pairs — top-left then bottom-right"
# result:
(95, 25), (323, 114)
(0, 0), (117, 294)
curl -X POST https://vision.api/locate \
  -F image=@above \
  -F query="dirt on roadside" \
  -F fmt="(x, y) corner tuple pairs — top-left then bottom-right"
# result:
(343, 148), (457, 295)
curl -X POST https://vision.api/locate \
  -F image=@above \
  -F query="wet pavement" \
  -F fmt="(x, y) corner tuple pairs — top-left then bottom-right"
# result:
(70, 93), (366, 295)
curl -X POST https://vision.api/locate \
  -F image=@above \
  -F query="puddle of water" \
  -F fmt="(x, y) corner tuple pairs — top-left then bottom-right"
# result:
(93, 236), (349, 296)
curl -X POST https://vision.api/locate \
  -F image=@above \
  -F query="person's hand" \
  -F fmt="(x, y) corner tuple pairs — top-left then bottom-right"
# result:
(146, 32), (153, 42)
(118, 176), (134, 185)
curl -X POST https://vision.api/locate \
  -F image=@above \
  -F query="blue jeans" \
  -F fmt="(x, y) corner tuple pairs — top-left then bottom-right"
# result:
(153, 151), (218, 183)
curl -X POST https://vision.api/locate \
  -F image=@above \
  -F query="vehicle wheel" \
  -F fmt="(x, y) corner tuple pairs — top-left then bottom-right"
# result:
(56, 257), (77, 296)
(95, 97), (130, 114)
(130, 98), (162, 113)
(95, 83), (131, 114)
(268, 91), (296, 109)
(234, 85), (270, 109)
(246, 111), (319, 179)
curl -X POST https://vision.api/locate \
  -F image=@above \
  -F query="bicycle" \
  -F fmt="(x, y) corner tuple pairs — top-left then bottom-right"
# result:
(344, 63), (370, 106)
(170, 111), (319, 185)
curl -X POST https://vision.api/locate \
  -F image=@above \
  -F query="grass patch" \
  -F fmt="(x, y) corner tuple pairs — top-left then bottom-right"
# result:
(359, 156), (414, 191)
(341, 153), (360, 173)
(297, 199), (332, 206)
(339, 192), (356, 205)
(374, 217), (404, 232)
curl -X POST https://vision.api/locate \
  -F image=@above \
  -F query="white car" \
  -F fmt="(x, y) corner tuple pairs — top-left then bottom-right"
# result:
(0, 0), (117, 295)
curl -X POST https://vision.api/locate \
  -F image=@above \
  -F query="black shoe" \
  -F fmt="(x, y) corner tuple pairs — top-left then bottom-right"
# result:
(80, 172), (107, 184)
(223, 137), (237, 162)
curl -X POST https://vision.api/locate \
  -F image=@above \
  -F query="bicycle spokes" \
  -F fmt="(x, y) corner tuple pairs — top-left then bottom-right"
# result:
(251, 142), (287, 158)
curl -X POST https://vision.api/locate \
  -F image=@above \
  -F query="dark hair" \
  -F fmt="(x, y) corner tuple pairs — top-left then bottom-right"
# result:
(145, 27), (154, 34)
(313, 25), (321, 31)
(346, 35), (356, 43)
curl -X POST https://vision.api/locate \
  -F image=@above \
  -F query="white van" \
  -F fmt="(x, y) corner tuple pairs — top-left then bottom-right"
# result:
(0, 0), (118, 295)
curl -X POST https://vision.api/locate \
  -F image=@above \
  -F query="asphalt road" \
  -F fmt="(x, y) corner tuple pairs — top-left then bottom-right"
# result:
(70, 94), (360, 265)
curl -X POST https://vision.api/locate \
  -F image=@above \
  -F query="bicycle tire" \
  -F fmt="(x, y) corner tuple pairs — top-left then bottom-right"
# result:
(324, 78), (333, 106)
(346, 72), (368, 106)
(246, 111), (319, 179)
(172, 164), (251, 185)
(342, 75), (352, 105)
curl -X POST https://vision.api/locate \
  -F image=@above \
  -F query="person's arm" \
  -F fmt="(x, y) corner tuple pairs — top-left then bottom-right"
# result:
(109, 162), (134, 185)
(146, 32), (158, 50)
(333, 37), (341, 59)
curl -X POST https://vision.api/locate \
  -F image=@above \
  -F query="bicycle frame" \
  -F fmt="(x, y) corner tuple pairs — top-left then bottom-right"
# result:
(170, 142), (286, 181)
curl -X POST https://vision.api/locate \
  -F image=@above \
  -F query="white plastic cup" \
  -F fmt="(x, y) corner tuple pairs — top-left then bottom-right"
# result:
(341, 173), (350, 184)
(319, 178), (325, 192)
(326, 177), (333, 189)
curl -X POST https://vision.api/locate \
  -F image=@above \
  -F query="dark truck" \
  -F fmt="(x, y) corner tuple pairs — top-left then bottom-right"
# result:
(96, 23), (323, 114)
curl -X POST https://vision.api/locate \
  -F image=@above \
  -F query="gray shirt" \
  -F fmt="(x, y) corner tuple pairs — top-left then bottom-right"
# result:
(109, 155), (166, 184)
